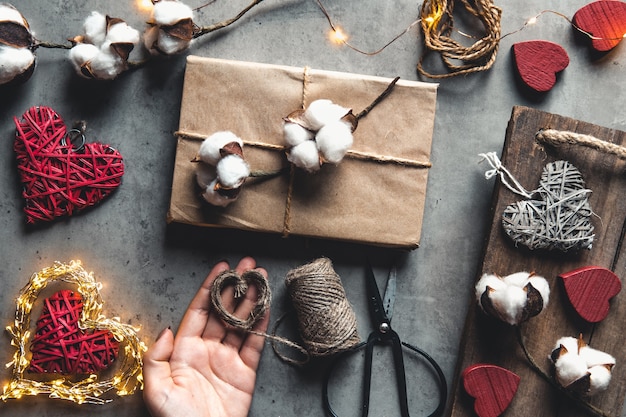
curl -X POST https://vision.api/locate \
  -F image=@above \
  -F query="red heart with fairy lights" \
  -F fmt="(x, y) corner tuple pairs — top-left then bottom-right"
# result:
(573, 0), (626, 52)
(14, 106), (124, 224)
(463, 364), (520, 417)
(512, 40), (569, 92)
(29, 289), (120, 374)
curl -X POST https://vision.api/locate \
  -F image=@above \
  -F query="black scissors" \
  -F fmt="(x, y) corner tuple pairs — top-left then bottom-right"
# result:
(323, 263), (447, 417)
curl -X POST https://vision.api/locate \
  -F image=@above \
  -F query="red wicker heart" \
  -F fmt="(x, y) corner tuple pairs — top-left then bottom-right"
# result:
(14, 106), (124, 224)
(29, 289), (120, 374)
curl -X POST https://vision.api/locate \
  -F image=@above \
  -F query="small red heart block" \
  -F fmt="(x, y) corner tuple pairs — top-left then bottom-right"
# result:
(29, 290), (120, 374)
(573, 0), (626, 52)
(512, 40), (569, 92)
(463, 364), (520, 417)
(559, 266), (622, 323)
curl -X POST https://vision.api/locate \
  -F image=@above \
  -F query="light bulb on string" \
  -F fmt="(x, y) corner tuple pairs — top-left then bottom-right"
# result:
(135, 0), (154, 12)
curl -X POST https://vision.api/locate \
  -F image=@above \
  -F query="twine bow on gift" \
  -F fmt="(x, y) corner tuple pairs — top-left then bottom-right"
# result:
(176, 68), (432, 237)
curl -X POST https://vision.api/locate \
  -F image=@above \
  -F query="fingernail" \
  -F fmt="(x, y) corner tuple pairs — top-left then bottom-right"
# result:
(156, 326), (171, 342)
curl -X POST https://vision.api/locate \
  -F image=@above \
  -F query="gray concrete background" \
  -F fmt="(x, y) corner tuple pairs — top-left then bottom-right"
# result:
(0, 0), (624, 416)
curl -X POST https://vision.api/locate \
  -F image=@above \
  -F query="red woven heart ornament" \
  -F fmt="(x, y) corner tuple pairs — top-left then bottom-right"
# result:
(14, 106), (124, 223)
(29, 289), (120, 374)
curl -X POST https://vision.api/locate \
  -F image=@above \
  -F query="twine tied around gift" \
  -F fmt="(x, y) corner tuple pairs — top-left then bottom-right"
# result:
(209, 258), (360, 366)
(480, 152), (595, 251)
(175, 67), (432, 237)
(536, 129), (626, 160)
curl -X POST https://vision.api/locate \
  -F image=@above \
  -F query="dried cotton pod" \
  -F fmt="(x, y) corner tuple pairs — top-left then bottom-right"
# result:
(0, 4), (36, 85)
(283, 99), (355, 171)
(144, 0), (194, 56)
(551, 335), (615, 396)
(69, 12), (140, 80)
(195, 131), (249, 207)
(475, 271), (550, 325)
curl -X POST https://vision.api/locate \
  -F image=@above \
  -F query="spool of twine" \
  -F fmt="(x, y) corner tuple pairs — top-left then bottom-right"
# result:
(280, 258), (360, 360)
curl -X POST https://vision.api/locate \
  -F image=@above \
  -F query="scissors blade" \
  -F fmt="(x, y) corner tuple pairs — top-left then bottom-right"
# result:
(383, 266), (397, 322)
(366, 263), (389, 326)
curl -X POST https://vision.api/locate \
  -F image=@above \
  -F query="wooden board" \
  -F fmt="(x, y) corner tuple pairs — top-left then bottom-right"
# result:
(449, 106), (626, 417)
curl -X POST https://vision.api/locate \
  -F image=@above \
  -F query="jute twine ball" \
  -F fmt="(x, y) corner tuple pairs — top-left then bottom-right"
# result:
(285, 257), (360, 357)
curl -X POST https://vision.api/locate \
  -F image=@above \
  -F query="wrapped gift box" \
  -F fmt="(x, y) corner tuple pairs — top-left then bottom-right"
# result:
(168, 56), (438, 249)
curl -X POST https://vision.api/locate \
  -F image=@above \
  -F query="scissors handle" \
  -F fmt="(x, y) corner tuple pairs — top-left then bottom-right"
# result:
(362, 330), (410, 417)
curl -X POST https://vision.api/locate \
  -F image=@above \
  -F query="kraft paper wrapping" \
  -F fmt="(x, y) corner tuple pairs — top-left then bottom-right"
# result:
(168, 56), (438, 248)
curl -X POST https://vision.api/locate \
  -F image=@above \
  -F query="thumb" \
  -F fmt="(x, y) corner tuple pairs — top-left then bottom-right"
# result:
(143, 327), (174, 390)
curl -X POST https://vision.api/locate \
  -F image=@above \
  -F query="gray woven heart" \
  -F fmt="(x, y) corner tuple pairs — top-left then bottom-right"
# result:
(501, 160), (594, 252)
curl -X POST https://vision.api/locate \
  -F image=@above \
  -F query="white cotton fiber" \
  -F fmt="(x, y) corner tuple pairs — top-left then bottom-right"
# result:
(588, 365), (612, 395)
(315, 121), (353, 164)
(0, 4), (27, 26)
(68, 43), (99, 75)
(106, 20), (140, 45)
(216, 155), (250, 189)
(475, 274), (505, 300)
(152, 0), (194, 25)
(154, 28), (190, 55)
(554, 349), (588, 388)
(287, 141), (321, 172)
(283, 121), (314, 147)
(82, 11), (107, 45)
(197, 131), (243, 165)
(195, 163), (216, 189)
(0, 46), (34, 84)
(580, 345), (616, 368)
(304, 99), (350, 131)
(201, 179), (233, 207)
(85, 46), (123, 80)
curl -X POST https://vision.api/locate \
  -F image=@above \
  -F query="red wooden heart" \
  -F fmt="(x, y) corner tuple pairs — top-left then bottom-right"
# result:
(559, 266), (622, 323)
(573, 0), (626, 52)
(14, 106), (124, 223)
(512, 40), (569, 92)
(29, 290), (120, 374)
(463, 364), (520, 417)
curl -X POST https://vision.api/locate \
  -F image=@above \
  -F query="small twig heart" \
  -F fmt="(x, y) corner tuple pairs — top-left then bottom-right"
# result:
(210, 269), (270, 330)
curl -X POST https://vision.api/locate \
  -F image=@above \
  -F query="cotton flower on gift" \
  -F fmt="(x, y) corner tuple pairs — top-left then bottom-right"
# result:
(194, 131), (250, 207)
(283, 99), (357, 173)
(475, 271), (550, 325)
(0, 4), (36, 85)
(143, 0), (195, 56)
(551, 335), (615, 396)
(69, 12), (140, 80)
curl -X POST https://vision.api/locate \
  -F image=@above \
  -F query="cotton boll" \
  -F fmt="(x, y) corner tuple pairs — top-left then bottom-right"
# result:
(84, 46), (124, 80)
(304, 99), (350, 131)
(201, 179), (233, 207)
(554, 348), (589, 388)
(82, 11), (107, 45)
(587, 365), (612, 395)
(0, 45), (35, 84)
(153, 28), (191, 55)
(106, 20), (140, 46)
(287, 141), (321, 172)
(553, 336), (579, 353)
(197, 131), (243, 165)
(196, 163), (216, 189)
(284, 121), (314, 147)
(216, 155), (250, 189)
(315, 120), (353, 164)
(69, 43), (100, 77)
(580, 345), (616, 369)
(0, 4), (29, 27)
(152, 0), (194, 25)
(476, 271), (549, 325)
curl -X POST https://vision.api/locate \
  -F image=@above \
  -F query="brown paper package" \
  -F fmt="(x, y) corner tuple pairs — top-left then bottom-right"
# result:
(168, 56), (438, 249)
